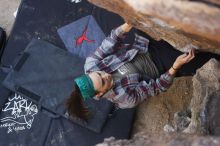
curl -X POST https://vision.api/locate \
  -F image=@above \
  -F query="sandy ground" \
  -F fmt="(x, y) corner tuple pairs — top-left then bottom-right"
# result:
(0, 0), (21, 36)
(132, 76), (193, 135)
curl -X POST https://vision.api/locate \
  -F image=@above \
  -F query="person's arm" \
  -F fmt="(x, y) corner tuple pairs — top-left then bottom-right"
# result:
(84, 23), (132, 73)
(122, 49), (195, 108)
(96, 22), (132, 59)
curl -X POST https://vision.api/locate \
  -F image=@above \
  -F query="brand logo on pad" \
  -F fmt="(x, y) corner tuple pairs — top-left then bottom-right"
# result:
(75, 25), (95, 46)
(58, 15), (105, 58)
(0, 93), (38, 133)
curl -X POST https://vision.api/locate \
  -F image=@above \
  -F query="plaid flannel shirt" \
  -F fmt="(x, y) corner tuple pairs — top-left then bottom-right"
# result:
(84, 25), (174, 108)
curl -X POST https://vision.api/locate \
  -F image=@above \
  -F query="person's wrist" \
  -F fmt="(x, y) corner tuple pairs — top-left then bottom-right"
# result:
(122, 23), (132, 32)
(168, 63), (181, 75)
(171, 65), (178, 70)
(172, 62), (181, 70)
(168, 67), (177, 75)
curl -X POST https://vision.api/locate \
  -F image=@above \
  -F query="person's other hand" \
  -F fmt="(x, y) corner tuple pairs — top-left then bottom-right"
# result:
(173, 49), (195, 69)
(121, 23), (132, 32)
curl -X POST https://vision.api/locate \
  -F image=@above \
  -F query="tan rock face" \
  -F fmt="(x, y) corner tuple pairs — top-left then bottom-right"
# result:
(88, 0), (220, 54)
(132, 77), (193, 135)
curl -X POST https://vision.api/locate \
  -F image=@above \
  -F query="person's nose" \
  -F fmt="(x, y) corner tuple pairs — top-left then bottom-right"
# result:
(103, 73), (108, 78)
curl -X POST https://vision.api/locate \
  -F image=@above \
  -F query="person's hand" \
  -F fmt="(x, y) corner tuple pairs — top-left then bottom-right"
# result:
(121, 23), (132, 32)
(168, 49), (195, 75)
(172, 49), (195, 70)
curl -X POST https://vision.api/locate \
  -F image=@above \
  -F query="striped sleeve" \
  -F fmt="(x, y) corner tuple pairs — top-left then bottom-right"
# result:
(84, 25), (127, 73)
(145, 71), (174, 97)
(120, 72), (174, 108)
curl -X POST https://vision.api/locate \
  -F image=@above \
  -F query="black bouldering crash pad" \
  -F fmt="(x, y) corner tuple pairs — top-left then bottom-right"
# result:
(3, 39), (113, 133)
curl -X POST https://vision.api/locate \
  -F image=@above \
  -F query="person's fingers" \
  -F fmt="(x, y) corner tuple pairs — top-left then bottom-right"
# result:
(179, 53), (187, 59)
(187, 49), (193, 58)
(185, 50), (195, 63)
(176, 49), (196, 65)
(184, 50), (193, 61)
(189, 49), (195, 59)
(192, 49), (195, 57)
(190, 50), (195, 60)
(188, 54), (195, 62)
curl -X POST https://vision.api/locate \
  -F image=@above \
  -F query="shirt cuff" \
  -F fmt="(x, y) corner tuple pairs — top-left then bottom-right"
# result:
(114, 26), (128, 39)
(164, 71), (175, 82)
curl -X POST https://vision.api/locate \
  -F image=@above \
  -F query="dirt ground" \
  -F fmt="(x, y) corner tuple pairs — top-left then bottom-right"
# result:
(132, 76), (193, 135)
(0, 0), (21, 35)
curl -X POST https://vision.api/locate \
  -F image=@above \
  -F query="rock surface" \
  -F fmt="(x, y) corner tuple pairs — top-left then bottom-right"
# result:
(88, 0), (220, 54)
(96, 132), (220, 146)
(183, 59), (220, 134)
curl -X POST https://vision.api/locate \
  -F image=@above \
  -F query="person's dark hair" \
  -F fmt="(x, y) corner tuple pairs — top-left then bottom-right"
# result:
(65, 83), (89, 121)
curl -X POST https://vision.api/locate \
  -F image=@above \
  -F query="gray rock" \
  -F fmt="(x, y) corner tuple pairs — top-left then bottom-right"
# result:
(184, 59), (220, 134)
(96, 132), (220, 146)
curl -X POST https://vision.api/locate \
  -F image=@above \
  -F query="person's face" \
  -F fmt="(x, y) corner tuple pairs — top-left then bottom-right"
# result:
(88, 71), (113, 99)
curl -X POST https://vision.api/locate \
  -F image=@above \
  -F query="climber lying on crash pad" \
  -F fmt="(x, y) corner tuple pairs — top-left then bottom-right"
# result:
(66, 23), (195, 120)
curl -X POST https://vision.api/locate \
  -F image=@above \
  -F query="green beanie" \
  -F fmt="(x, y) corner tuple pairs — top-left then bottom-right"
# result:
(74, 74), (95, 100)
